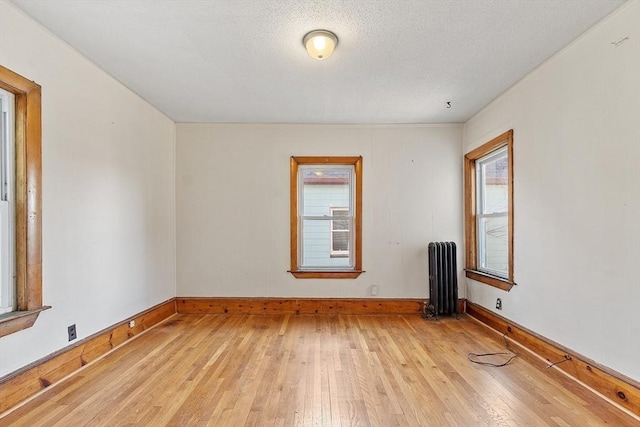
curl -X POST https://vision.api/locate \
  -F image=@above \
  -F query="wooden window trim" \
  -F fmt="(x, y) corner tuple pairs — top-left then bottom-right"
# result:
(464, 130), (514, 291)
(0, 65), (49, 337)
(289, 156), (363, 279)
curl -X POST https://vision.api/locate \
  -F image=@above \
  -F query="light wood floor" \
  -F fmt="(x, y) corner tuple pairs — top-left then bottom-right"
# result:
(1, 314), (636, 426)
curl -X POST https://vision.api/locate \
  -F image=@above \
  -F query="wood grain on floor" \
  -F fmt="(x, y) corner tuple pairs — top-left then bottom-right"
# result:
(1, 314), (636, 426)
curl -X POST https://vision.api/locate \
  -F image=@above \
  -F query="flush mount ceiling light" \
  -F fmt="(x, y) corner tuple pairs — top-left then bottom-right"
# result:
(303, 30), (338, 60)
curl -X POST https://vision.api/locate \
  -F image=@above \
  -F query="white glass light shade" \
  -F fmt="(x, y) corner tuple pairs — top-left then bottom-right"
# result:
(303, 30), (338, 60)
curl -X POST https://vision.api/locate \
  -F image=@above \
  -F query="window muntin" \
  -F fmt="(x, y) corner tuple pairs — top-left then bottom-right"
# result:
(0, 88), (15, 314)
(289, 156), (363, 279)
(475, 147), (508, 278)
(464, 130), (514, 291)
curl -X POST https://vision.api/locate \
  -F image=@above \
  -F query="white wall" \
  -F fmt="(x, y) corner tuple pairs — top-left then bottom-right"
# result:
(0, 2), (176, 376)
(463, 0), (640, 381)
(177, 124), (463, 299)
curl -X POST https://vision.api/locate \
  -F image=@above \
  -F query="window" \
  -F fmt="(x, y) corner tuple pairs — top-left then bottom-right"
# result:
(476, 147), (508, 277)
(329, 207), (349, 257)
(0, 65), (48, 337)
(464, 130), (514, 291)
(290, 156), (363, 279)
(0, 88), (16, 315)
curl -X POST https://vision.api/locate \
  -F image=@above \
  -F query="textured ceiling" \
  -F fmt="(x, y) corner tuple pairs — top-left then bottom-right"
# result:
(8, 0), (625, 124)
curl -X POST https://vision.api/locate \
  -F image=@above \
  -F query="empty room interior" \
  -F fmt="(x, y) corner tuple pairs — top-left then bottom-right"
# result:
(0, 0), (639, 425)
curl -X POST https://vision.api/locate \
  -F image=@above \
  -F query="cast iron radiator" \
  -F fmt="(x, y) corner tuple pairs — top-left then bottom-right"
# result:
(425, 242), (458, 319)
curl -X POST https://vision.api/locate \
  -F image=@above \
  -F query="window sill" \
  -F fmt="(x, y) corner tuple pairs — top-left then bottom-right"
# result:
(289, 270), (365, 279)
(465, 269), (514, 291)
(0, 306), (51, 338)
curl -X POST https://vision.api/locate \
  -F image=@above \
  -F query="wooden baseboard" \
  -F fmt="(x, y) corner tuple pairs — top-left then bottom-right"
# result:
(466, 301), (640, 417)
(177, 297), (466, 316)
(177, 297), (425, 315)
(0, 298), (177, 413)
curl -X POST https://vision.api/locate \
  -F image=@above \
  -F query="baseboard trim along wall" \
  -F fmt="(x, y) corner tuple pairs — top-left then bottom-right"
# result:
(176, 297), (467, 316)
(0, 298), (177, 414)
(466, 301), (640, 418)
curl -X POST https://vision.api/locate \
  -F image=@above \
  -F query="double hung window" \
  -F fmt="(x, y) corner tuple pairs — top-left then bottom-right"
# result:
(464, 130), (514, 291)
(289, 156), (363, 279)
(475, 146), (508, 278)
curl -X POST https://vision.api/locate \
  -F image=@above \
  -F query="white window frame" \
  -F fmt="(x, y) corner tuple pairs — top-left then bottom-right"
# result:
(0, 89), (15, 315)
(298, 165), (354, 270)
(329, 207), (350, 258)
(475, 146), (508, 278)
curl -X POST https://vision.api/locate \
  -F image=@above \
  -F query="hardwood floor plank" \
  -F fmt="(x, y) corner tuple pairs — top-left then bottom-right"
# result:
(1, 313), (637, 426)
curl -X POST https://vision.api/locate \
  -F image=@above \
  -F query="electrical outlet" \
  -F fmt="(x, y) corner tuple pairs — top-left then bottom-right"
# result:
(129, 320), (135, 328)
(370, 284), (378, 296)
(496, 298), (502, 310)
(68, 324), (77, 341)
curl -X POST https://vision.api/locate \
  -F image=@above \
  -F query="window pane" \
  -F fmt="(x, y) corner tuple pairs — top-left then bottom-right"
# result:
(480, 152), (508, 214)
(301, 218), (351, 268)
(332, 231), (349, 252)
(301, 167), (351, 216)
(478, 215), (508, 276)
(332, 219), (349, 231)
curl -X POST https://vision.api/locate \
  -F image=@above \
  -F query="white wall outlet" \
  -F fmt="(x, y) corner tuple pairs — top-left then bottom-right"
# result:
(370, 284), (379, 296)
(129, 320), (135, 328)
